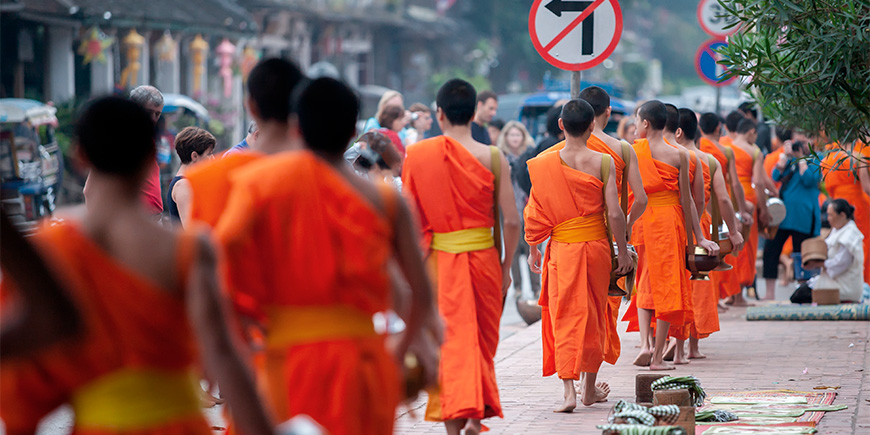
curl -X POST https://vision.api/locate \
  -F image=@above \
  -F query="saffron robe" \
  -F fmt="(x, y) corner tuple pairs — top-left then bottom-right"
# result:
(631, 139), (693, 335)
(699, 138), (741, 297)
(215, 150), (400, 435)
(722, 137), (759, 288)
(402, 136), (503, 422)
(821, 149), (870, 284)
(0, 224), (209, 434)
(525, 150), (611, 378)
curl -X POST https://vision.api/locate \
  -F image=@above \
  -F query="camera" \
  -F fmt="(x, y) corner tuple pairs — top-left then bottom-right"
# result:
(791, 140), (806, 153)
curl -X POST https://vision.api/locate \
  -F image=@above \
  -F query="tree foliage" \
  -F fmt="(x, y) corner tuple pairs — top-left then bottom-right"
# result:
(717, 0), (870, 148)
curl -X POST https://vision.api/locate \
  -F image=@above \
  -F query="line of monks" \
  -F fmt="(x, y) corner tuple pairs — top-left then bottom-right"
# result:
(1, 56), (868, 435)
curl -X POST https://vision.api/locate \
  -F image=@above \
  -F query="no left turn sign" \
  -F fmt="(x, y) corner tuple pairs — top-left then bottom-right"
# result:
(697, 0), (739, 37)
(529, 0), (623, 71)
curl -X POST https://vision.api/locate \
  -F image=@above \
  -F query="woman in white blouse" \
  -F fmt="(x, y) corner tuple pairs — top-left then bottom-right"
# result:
(805, 199), (866, 302)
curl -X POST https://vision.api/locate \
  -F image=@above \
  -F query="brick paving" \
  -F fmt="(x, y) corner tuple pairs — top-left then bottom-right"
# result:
(395, 303), (870, 434)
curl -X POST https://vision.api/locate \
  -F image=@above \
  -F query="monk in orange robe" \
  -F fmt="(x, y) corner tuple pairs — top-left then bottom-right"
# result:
(674, 108), (745, 359)
(402, 79), (521, 435)
(578, 87), (648, 366)
(215, 78), (438, 435)
(721, 113), (770, 304)
(698, 113), (750, 302)
(821, 143), (870, 283)
(630, 101), (718, 371)
(0, 97), (272, 435)
(525, 99), (631, 412)
(524, 100), (632, 412)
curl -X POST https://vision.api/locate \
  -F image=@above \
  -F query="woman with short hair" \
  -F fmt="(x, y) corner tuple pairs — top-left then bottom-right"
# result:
(804, 199), (866, 303)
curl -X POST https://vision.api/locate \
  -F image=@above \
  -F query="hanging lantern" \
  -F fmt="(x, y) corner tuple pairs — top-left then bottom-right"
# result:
(119, 29), (145, 88)
(216, 38), (236, 98)
(240, 46), (260, 83)
(190, 34), (209, 96)
(78, 26), (114, 65)
(155, 31), (177, 63)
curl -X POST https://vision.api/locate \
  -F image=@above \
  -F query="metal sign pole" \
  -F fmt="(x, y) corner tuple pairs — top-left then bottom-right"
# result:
(571, 70), (582, 100)
(715, 86), (721, 115)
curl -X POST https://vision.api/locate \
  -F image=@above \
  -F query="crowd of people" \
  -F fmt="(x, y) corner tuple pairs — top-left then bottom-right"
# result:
(1, 55), (868, 435)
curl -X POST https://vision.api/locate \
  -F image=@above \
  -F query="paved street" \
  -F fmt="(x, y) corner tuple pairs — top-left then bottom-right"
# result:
(396, 302), (870, 434)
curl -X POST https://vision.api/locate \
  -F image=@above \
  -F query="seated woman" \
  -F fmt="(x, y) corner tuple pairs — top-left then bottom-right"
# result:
(803, 199), (865, 303)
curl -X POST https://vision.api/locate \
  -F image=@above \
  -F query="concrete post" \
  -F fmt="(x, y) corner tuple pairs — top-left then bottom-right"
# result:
(47, 26), (75, 103)
(138, 31), (151, 86)
(90, 50), (115, 95)
(155, 34), (180, 94)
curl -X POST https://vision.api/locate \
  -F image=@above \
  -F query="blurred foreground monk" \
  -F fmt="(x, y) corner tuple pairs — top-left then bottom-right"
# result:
(673, 109), (745, 360)
(821, 143), (870, 283)
(630, 101), (718, 371)
(402, 79), (521, 435)
(525, 99), (632, 412)
(214, 78), (438, 435)
(578, 87), (647, 366)
(721, 113), (769, 305)
(0, 97), (273, 435)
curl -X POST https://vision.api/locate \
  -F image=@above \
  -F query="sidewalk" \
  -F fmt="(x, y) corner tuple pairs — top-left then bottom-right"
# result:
(395, 304), (870, 434)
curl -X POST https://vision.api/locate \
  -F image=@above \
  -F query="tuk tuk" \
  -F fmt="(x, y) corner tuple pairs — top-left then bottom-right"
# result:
(518, 83), (635, 142)
(0, 99), (61, 234)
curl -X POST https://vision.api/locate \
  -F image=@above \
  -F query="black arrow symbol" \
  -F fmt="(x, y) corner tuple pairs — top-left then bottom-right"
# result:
(544, 0), (596, 55)
(545, 0), (594, 18)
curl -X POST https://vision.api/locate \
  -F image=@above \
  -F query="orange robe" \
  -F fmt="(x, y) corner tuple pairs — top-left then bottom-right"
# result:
(187, 152), (265, 227)
(215, 150), (399, 435)
(631, 139), (693, 338)
(691, 156), (720, 338)
(402, 136), (503, 422)
(0, 224), (209, 434)
(587, 135), (628, 365)
(699, 137), (741, 298)
(721, 137), (759, 289)
(821, 149), (870, 283)
(525, 150), (611, 378)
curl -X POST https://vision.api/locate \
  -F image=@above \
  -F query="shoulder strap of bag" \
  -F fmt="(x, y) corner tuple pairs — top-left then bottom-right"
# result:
(619, 140), (631, 216)
(490, 146), (503, 258)
(601, 154), (615, 261)
(707, 154), (721, 244)
(679, 151), (699, 275)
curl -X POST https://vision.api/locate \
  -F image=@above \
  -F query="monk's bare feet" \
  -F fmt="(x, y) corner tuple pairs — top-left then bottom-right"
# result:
(688, 350), (707, 359)
(649, 361), (676, 371)
(663, 338), (677, 362)
(730, 294), (755, 307)
(674, 355), (690, 365)
(463, 419), (482, 435)
(633, 350), (652, 367)
(581, 382), (610, 406)
(554, 394), (577, 413)
(717, 301), (729, 312)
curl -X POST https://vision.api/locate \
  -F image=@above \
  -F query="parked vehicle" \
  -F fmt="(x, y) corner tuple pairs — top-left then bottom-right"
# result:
(518, 88), (635, 142)
(0, 99), (62, 234)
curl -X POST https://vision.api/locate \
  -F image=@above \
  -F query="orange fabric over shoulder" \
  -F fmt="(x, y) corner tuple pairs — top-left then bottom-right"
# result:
(186, 152), (265, 227)
(215, 150), (399, 435)
(402, 136), (503, 422)
(525, 150), (611, 379)
(630, 139), (692, 337)
(0, 224), (209, 434)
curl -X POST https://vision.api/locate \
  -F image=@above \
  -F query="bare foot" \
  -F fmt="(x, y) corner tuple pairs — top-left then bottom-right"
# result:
(688, 350), (707, 359)
(463, 419), (482, 435)
(633, 350), (652, 367)
(663, 338), (677, 362)
(554, 394), (577, 412)
(674, 355), (690, 365)
(730, 299), (755, 307)
(199, 386), (224, 408)
(717, 301), (729, 312)
(581, 382), (610, 406)
(649, 361), (676, 371)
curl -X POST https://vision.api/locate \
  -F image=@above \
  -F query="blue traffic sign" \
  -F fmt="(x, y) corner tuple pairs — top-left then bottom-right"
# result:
(695, 39), (735, 87)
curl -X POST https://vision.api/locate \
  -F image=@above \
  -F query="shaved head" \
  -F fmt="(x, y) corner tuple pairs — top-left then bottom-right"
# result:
(664, 103), (679, 133)
(638, 100), (667, 131)
(578, 86), (610, 117)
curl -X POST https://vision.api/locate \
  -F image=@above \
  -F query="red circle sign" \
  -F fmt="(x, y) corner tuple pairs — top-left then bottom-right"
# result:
(694, 39), (736, 87)
(528, 0), (623, 71)
(697, 0), (739, 37)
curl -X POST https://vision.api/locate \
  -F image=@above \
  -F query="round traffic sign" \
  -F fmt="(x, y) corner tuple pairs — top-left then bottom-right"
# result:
(697, 0), (739, 37)
(695, 39), (736, 87)
(529, 0), (623, 71)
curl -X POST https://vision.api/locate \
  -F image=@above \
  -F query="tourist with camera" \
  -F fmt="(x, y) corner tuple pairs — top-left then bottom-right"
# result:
(761, 138), (823, 300)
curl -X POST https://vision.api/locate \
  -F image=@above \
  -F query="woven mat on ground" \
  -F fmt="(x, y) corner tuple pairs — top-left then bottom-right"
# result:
(695, 389), (837, 433)
(746, 304), (869, 321)
(696, 422), (816, 434)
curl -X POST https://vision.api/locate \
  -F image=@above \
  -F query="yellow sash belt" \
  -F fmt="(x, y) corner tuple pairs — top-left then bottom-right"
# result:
(647, 191), (680, 207)
(551, 214), (607, 243)
(72, 369), (200, 430)
(266, 305), (377, 349)
(430, 227), (494, 254)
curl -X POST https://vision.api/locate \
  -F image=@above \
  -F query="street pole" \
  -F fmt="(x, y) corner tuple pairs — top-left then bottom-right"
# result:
(715, 86), (721, 115)
(570, 70), (582, 100)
